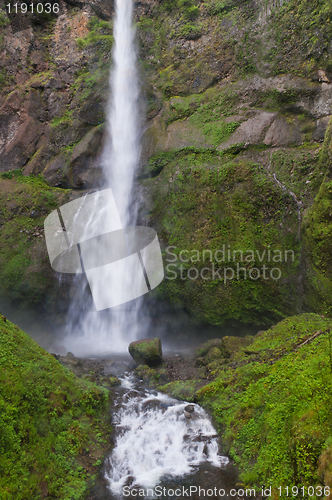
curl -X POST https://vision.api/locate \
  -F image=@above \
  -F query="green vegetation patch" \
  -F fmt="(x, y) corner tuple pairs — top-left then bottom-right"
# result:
(0, 174), (69, 305)
(142, 150), (301, 326)
(303, 117), (332, 315)
(0, 317), (110, 499)
(76, 16), (113, 51)
(166, 87), (241, 125)
(267, 0), (332, 77)
(197, 313), (332, 494)
(160, 380), (202, 402)
(270, 148), (321, 208)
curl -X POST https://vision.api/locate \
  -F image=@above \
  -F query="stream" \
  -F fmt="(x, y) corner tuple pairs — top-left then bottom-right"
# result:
(87, 359), (240, 500)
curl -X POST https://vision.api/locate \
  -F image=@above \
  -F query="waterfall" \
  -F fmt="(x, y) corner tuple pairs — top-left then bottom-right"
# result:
(62, 0), (146, 356)
(103, 0), (140, 226)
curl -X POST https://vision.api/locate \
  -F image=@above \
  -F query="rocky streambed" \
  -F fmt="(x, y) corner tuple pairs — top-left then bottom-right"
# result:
(52, 334), (258, 500)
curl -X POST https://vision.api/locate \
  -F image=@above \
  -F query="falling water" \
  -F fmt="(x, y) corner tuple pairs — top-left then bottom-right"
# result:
(62, 0), (146, 356)
(103, 0), (140, 225)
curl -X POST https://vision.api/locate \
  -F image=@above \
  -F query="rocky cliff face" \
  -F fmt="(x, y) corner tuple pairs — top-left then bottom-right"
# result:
(1, 0), (332, 326)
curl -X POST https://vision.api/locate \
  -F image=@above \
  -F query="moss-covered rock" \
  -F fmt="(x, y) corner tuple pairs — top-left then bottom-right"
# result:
(129, 337), (163, 366)
(204, 346), (223, 362)
(195, 338), (224, 357)
(222, 335), (253, 358)
(108, 376), (121, 386)
(159, 379), (202, 402)
(135, 364), (159, 383)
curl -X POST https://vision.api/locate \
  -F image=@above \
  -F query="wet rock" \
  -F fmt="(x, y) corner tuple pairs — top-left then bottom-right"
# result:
(264, 115), (301, 147)
(218, 111), (277, 150)
(313, 115), (331, 142)
(43, 151), (71, 187)
(66, 351), (75, 359)
(0, 116), (46, 170)
(318, 69), (330, 83)
(70, 125), (104, 188)
(129, 337), (163, 367)
(185, 404), (195, 413)
(184, 411), (191, 419)
(157, 368), (169, 384)
(194, 357), (205, 367)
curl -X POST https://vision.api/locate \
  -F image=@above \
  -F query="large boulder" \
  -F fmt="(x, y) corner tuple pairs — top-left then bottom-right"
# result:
(195, 338), (226, 358)
(128, 338), (163, 367)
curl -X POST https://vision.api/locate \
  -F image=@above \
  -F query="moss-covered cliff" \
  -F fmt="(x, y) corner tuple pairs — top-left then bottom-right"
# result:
(1, 0), (332, 325)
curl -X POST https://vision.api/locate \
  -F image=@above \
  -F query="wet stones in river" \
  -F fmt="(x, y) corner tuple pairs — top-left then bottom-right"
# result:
(185, 404), (195, 413)
(128, 337), (163, 367)
(184, 404), (195, 419)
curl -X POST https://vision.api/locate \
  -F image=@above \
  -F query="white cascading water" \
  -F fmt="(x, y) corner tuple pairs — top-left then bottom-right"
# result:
(106, 376), (229, 494)
(63, 0), (145, 356)
(103, 0), (140, 225)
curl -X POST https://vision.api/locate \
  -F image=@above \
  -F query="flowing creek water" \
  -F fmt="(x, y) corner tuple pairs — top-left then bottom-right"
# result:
(87, 360), (240, 500)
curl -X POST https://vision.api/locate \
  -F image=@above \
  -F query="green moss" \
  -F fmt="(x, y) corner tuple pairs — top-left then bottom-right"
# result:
(201, 121), (239, 146)
(135, 365), (159, 383)
(76, 16), (113, 51)
(204, 0), (233, 15)
(143, 152), (301, 326)
(159, 380), (202, 402)
(0, 175), (68, 307)
(179, 23), (203, 40)
(267, 0), (332, 77)
(270, 148), (321, 207)
(0, 10), (9, 27)
(166, 87), (240, 124)
(197, 313), (332, 493)
(0, 317), (110, 499)
(302, 117), (332, 314)
(50, 109), (74, 127)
